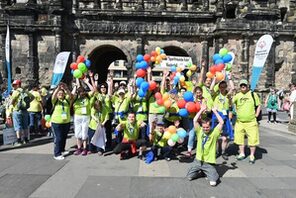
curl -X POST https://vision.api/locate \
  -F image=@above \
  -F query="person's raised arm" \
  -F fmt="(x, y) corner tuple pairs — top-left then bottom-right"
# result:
(108, 71), (114, 95)
(89, 71), (98, 92)
(212, 107), (224, 131)
(198, 59), (206, 85)
(210, 76), (216, 91)
(193, 103), (207, 129)
(160, 70), (169, 93)
(227, 72), (235, 94)
(83, 76), (94, 92)
(147, 67), (152, 83)
(61, 83), (72, 100)
(52, 85), (61, 101)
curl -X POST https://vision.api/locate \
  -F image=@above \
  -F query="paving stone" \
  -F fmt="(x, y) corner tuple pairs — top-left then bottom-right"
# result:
(260, 189), (296, 198)
(248, 177), (292, 189)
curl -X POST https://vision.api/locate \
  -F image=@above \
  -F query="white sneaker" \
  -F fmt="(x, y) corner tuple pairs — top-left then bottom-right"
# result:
(209, 181), (217, 186)
(53, 155), (65, 160)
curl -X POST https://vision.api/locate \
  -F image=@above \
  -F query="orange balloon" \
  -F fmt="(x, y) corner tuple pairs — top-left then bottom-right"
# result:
(168, 125), (177, 134)
(150, 56), (156, 62)
(176, 67), (182, 73)
(164, 100), (172, 109)
(156, 55), (162, 63)
(162, 93), (169, 101)
(206, 72), (215, 79)
(216, 72), (224, 81)
(161, 53), (167, 59)
(45, 122), (51, 128)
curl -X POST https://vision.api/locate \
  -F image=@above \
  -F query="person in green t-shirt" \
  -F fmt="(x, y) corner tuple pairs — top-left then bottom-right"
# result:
(28, 84), (43, 135)
(186, 104), (224, 187)
(113, 112), (147, 160)
(51, 83), (72, 160)
(149, 120), (172, 161)
(264, 88), (280, 123)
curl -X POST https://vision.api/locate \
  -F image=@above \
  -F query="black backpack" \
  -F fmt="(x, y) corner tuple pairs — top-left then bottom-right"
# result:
(17, 90), (32, 110)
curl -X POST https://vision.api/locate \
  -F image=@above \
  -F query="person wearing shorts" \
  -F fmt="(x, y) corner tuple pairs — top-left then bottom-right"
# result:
(232, 79), (261, 164)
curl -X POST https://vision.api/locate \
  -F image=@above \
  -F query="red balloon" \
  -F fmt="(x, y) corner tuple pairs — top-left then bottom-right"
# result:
(155, 92), (162, 100)
(144, 54), (151, 62)
(149, 81), (157, 91)
(216, 63), (225, 71)
(186, 102), (198, 113)
(209, 67), (216, 74)
(195, 102), (201, 112)
(136, 69), (147, 78)
(177, 99), (187, 109)
(70, 62), (78, 70)
(151, 51), (157, 57)
(157, 98), (164, 106)
(76, 55), (85, 63)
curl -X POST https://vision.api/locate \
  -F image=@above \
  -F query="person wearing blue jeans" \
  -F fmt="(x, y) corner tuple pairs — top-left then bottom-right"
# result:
(51, 123), (70, 157)
(29, 112), (42, 134)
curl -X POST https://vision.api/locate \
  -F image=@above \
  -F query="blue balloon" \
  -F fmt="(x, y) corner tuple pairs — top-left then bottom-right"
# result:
(222, 54), (233, 63)
(177, 129), (187, 138)
(171, 66), (177, 72)
(140, 81), (149, 91)
(136, 78), (144, 88)
(85, 59), (91, 68)
(135, 62), (141, 69)
(179, 108), (189, 117)
(213, 54), (222, 62)
(183, 91), (194, 102)
(215, 59), (224, 65)
(139, 61), (148, 69)
(138, 89), (146, 98)
(71, 70), (74, 74)
(136, 54), (144, 62)
(160, 49), (165, 54)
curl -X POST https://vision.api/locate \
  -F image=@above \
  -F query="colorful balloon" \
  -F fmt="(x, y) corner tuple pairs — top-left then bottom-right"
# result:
(168, 125), (177, 134)
(226, 63), (232, 71)
(171, 133), (179, 142)
(186, 102), (198, 113)
(219, 48), (228, 57)
(171, 66), (177, 72)
(195, 102), (201, 112)
(73, 69), (82, 78)
(186, 70), (192, 77)
(163, 131), (172, 139)
(144, 54), (151, 62)
(136, 77), (144, 88)
(216, 72), (224, 81)
(150, 56), (156, 62)
(85, 59), (91, 68)
(213, 53), (222, 62)
(179, 76), (185, 82)
(44, 115), (51, 122)
(70, 62), (78, 70)
(162, 93), (169, 101)
(164, 100), (172, 109)
(168, 139), (176, 147)
(176, 67), (182, 73)
(209, 67), (216, 74)
(136, 54), (144, 62)
(160, 53), (167, 59)
(177, 138), (184, 144)
(155, 47), (161, 55)
(183, 91), (194, 102)
(177, 99), (187, 109)
(76, 55), (85, 63)
(149, 81), (157, 91)
(222, 54), (233, 63)
(190, 65), (197, 71)
(206, 72), (215, 79)
(179, 108), (189, 117)
(138, 89), (146, 98)
(78, 63), (87, 73)
(177, 128), (187, 139)
(136, 69), (147, 78)
(151, 51), (157, 57)
(140, 81), (150, 91)
(215, 59), (224, 65)
(45, 122), (51, 128)
(156, 55), (162, 63)
(157, 98), (164, 106)
(155, 92), (162, 100)
(139, 61), (148, 69)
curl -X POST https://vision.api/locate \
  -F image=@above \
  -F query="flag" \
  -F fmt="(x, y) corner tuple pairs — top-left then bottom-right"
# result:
(250, 35), (273, 90)
(5, 24), (12, 94)
(50, 51), (71, 89)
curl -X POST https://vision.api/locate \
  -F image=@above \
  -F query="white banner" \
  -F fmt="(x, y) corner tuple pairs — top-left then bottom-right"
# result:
(252, 35), (273, 68)
(50, 51), (71, 88)
(5, 25), (10, 62)
(3, 127), (17, 145)
(156, 56), (192, 69)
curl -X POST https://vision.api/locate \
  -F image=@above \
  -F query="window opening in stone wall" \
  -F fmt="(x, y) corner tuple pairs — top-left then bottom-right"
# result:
(280, 7), (287, 22)
(225, 6), (236, 19)
(15, 67), (21, 74)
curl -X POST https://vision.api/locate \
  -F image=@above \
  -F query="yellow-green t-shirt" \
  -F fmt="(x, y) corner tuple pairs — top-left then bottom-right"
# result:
(133, 96), (148, 122)
(213, 93), (230, 112)
(88, 107), (103, 130)
(121, 121), (140, 141)
(195, 125), (221, 164)
(51, 96), (71, 124)
(112, 95), (131, 120)
(148, 96), (165, 114)
(164, 100), (180, 122)
(233, 91), (261, 122)
(28, 90), (42, 112)
(153, 130), (167, 147)
(11, 88), (33, 111)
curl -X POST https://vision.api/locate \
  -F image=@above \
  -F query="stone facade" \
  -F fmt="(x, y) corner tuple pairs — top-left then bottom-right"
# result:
(0, 0), (295, 90)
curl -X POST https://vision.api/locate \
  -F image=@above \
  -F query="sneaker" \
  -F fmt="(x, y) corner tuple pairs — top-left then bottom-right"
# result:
(23, 139), (29, 144)
(81, 150), (87, 156)
(209, 181), (217, 186)
(138, 155), (143, 160)
(165, 157), (171, 161)
(236, 154), (245, 161)
(222, 153), (229, 160)
(74, 149), (82, 155)
(97, 151), (103, 156)
(14, 142), (22, 147)
(249, 155), (255, 164)
(53, 155), (65, 160)
(62, 151), (70, 156)
(185, 151), (192, 158)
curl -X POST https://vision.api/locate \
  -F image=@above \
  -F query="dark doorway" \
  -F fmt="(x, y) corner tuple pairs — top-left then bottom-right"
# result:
(163, 46), (188, 56)
(88, 45), (127, 83)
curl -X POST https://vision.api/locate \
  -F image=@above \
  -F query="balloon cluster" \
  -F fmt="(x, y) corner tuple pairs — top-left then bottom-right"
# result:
(70, 55), (91, 79)
(177, 91), (201, 117)
(44, 114), (51, 128)
(154, 92), (172, 109)
(169, 63), (198, 87)
(163, 126), (187, 147)
(150, 47), (167, 65)
(206, 48), (233, 81)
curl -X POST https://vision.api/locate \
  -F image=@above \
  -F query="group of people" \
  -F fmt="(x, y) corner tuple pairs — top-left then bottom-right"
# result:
(4, 61), (264, 187)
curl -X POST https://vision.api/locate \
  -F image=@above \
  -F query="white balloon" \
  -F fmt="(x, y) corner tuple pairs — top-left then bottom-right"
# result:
(168, 139), (176, 147)
(177, 138), (184, 144)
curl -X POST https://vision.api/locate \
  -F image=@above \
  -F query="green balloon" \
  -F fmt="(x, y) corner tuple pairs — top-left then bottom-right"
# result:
(73, 69), (82, 78)
(171, 134), (179, 142)
(78, 63), (87, 73)
(219, 48), (228, 57)
(44, 114), (51, 122)
(226, 63), (232, 71)
(159, 106), (166, 113)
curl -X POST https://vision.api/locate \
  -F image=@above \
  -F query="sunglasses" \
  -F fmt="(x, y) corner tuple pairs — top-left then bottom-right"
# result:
(240, 84), (247, 87)
(100, 86), (106, 88)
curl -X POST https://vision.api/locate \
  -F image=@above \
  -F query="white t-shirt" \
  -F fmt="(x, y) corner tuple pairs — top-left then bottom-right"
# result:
(289, 90), (296, 103)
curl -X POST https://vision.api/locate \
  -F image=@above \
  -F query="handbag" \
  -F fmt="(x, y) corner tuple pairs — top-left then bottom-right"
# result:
(251, 92), (262, 121)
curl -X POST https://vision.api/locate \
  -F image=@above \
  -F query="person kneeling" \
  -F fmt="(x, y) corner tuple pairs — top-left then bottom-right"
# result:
(186, 105), (224, 187)
(113, 112), (147, 160)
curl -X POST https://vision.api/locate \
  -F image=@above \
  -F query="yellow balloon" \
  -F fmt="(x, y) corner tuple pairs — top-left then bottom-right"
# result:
(160, 53), (167, 59)
(179, 76), (185, 82)
(168, 125), (177, 134)
(190, 65), (197, 71)
(156, 47), (161, 55)
(162, 93), (169, 100)
(176, 67), (182, 73)
(164, 100), (172, 109)
(163, 131), (172, 139)
(186, 70), (192, 77)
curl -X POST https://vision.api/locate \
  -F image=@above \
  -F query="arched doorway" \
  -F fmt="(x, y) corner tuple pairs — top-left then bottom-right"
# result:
(88, 45), (128, 83)
(163, 46), (189, 56)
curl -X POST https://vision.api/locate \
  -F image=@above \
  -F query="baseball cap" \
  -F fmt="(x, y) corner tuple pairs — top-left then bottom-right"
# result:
(239, 79), (248, 86)
(12, 79), (21, 85)
(119, 81), (127, 86)
(169, 89), (178, 95)
(156, 121), (165, 126)
(118, 88), (125, 94)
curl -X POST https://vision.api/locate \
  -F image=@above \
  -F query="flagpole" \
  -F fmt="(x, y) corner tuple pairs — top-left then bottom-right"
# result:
(5, 21), (12, 94)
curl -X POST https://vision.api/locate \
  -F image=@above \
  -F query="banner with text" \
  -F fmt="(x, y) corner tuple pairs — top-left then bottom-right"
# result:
(155, 56), (192, 69)
(50, 51), (71, 89)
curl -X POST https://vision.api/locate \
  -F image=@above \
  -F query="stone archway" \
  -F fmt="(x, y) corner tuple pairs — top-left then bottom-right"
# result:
(163, 46), (189, 56)
(88, 45), (128, 83)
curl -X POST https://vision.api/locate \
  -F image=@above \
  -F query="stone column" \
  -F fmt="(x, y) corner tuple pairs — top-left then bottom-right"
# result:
(115, 0), (122, 10)
(201, 38), (209, 72)
(72, 33), (79, 62)
(72, 0), (77, 14)
(291, 34), (296, 84)
(136, 0), (144, 10)
(55, 30), (61, 54)
(28, 33), (38, 85)
(159, 0), (166, 10)
(202, 0), (209, 11)
(180, 0), (188, 11)
(241, 35), (250, 79)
